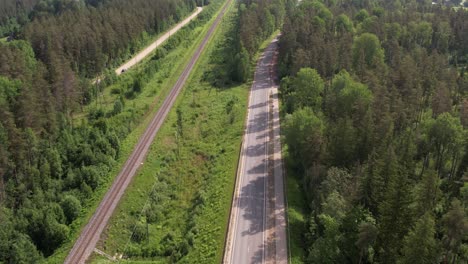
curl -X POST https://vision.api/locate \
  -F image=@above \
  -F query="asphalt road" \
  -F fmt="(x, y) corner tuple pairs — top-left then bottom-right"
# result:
(224, 37), (287, 264)
(64, 1), (231, 263)
(115, 7), (203, 75)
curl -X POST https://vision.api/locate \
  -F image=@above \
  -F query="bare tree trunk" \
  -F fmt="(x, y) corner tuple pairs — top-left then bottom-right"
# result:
(0, 173), (4, 202)
(419, 154), (430, 178)
(450, 153), (458, 179)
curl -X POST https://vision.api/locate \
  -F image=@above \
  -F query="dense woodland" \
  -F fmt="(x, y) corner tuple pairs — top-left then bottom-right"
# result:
(0, 0), (203, 262)
(1, 0), (467, 262)
(279, 0), (468, 263)
(0, 0), (39, 36)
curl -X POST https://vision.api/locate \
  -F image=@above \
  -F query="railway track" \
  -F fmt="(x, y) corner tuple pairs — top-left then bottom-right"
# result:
(64, 1), (231, 263)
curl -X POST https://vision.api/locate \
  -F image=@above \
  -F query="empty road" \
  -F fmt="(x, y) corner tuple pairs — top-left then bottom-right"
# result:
(64, 1), (231, 263)
(224, 37), (287, 264)
(115, 6), (203, 75)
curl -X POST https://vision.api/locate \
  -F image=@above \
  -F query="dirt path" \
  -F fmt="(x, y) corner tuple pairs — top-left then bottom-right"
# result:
(115, 6), (203, 75)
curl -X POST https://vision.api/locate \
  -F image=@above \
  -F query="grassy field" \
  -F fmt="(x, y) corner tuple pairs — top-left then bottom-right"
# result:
(45, 1), (227, 263)
(283, 150), (307, 264)
(91, 2), (249, 263)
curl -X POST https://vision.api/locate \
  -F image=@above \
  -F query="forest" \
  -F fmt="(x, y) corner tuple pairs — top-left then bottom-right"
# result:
(0, 0), (202, 262)
(0, 0), (39, 36)
(205, 0), (286, 86)
(1, 0), (467, 262)
(279, 0), (468, 263)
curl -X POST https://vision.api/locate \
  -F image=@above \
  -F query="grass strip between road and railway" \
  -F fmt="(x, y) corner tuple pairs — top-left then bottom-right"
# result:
(92, 1), (250, 263)
(46, 1), (227, 263)
(283, 153), (307, 264)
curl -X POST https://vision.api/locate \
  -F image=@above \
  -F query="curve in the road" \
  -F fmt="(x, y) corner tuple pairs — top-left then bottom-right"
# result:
(64, 1), (232, 263)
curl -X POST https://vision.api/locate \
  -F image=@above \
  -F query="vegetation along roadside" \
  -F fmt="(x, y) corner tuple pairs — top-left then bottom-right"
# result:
(94, 0), (288, 262)
(0, 0), (225, 263)
(279, 0), (468, 263)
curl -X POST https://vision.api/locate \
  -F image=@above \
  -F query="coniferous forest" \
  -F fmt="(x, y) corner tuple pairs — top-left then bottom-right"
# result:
(0, 0), (467, 263)
(0, 0), (199, 262)
(279, 0), (468, 263)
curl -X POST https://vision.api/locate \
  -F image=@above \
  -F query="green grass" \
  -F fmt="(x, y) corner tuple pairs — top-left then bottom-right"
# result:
(92, 2), (248, 263)
(76, 12), (214, 122)
(0, 37), (6, 43)
(45, 2), (227, 263)
(283, 150), (307, 264)
(93, 18), (292, 264)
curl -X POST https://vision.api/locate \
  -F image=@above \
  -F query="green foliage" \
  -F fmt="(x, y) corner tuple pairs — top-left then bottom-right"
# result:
(131, 221), (148, 243)
(308, 214), (341, 263)
(112, 99), (123, 115)
(327, 117), (358, 166)
(321, 191), (347, 220)
(237, 0), (285, 55)
(284, 108), (325, 169)
(352, 33), (384, 71)
(280, 0), (468, 262)
(333, 70), (373, 116)
(355, 9), (369, 22)
(0, 1), (206, 261)
(355, 221), (378, 263)
(0, 0), (38, 36)
(425, 113), (465, 175)
(408, 21), (433, 48)
(413, 169), (441, 216)
(202, 0), (284, 87)
(24, 0), (196, 77)
(60, 195), (82, 224)
(99, 2), (252, 263)
(233, 45), (251, 82)
(285, 68), (324, 113)
(399, 213), (439, 264)
(336, 14), (354, 33)
(338, 206), (376, 262)
(377, 154), (413, 263)
(441, 199), (468, 262)
(0, 208), (43, 263)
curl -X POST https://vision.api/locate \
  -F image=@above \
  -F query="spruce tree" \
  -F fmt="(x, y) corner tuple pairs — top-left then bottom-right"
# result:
(399, 213), (439, 264)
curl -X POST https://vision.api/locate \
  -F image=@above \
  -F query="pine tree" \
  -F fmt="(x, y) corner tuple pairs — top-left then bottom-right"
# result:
(398, 213), (439, 264)
(414, 169), (441, 217)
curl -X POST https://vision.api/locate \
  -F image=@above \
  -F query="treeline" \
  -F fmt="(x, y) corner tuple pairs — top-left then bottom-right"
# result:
(0, 39), (124, 262)
(0, 0), (203, 262)
(279, 0), (468, 263)
(24, 0), (195, 78)
(206, 0), (286, 86)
